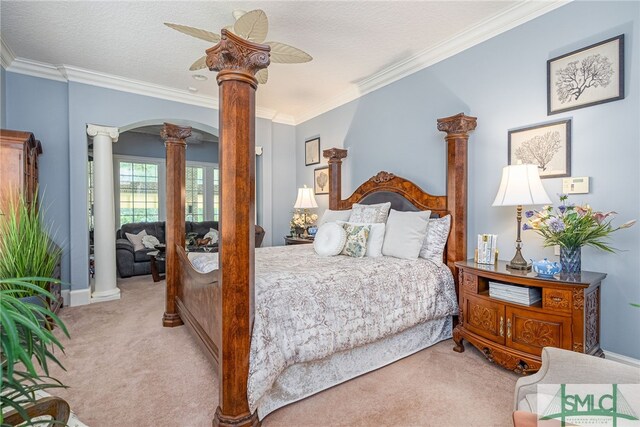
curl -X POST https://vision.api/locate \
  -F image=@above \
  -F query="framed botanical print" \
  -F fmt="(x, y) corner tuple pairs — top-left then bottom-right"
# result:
(548, 34), (624, 115)
(508, 119), (571, 179)
(314, 167), (329, 195)
(305, 137), (320, 166)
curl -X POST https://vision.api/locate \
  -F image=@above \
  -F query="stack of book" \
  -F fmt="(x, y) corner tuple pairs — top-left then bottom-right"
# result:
(489, 281), (541, 305)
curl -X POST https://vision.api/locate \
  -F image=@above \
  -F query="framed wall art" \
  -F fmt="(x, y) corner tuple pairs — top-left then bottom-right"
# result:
(547, 34), (624, 115)
(313, 166), (329, 195)
(508, 119), (571, 179)
(305, 137), (320, 166)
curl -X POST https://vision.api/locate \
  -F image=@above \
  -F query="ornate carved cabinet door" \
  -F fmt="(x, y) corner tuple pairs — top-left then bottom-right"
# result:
(464, 295), (505, 344)
(506, 306), (571, 356)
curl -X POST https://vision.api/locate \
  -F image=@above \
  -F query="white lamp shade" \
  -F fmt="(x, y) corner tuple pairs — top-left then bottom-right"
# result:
(294, 186), (318, 209)
(492, 164), (551, 207)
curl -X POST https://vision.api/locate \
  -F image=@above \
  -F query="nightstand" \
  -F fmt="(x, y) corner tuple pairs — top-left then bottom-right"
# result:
(453, 260), (605, 375)
(284, 236), (314, 245)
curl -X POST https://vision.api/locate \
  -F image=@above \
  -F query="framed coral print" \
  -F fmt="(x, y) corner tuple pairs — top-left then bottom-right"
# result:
(547, 34), (624, 115)
(314, 167), (329, 195)
(508, 119), (571, 179)
(305, 137), (320, 166)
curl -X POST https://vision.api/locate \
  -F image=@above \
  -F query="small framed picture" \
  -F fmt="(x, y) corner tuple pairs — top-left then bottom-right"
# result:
(547, 34), (624, 115)
(305, 137), (320, 166)
(508, 119), (571, 179)
(314, 167), (329, 195)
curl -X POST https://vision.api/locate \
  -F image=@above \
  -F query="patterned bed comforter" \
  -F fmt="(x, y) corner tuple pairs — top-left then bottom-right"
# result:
(188, 245), (458, 412)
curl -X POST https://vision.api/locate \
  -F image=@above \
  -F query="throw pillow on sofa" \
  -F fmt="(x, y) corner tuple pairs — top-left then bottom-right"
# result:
(204, 228), (219, 244)
(125, 230), (148, 252)
(142, 235), (160, 249)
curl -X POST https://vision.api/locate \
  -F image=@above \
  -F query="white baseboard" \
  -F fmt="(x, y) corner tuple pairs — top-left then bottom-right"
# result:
(61, 289), (70, 307)
(69, 287), (91, 307)
(603, 350), (640, 368)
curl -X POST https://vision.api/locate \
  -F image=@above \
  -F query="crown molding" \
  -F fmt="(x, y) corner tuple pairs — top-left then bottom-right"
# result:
(295, 0), (571, 124)
(0, 34), (17, 69)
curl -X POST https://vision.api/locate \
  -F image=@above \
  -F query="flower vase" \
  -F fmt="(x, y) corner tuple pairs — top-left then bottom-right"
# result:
(560, 246), (581, 274)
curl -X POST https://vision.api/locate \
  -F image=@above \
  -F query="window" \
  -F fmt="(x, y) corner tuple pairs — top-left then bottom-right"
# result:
(186, 166), (205, 222)
(212, 167), (220, 221)
(118, 161), (159, 225)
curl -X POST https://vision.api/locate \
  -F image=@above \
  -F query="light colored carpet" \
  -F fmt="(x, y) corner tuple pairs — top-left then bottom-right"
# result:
(49, 275), (518, 427)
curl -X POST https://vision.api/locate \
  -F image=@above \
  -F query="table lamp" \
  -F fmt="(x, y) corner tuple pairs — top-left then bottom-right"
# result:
(293, 185), (318, 237)
(492, 164), (551, 270)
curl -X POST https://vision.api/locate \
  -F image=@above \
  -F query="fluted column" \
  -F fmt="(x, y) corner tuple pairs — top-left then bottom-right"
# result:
(207, 29), (270, 427)
(87, 124), (120, 303)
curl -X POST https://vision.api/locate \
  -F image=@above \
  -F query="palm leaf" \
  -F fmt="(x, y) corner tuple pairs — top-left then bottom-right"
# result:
(189, 56), (208, 71)
(164, 23), (221, 44)
(233, 9), (268, 43)
(255, 68), (268, 84)
(266, 41), (312, 63)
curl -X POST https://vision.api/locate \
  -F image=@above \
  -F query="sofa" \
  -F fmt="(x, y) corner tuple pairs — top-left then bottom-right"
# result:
(116, 221), (266, 278)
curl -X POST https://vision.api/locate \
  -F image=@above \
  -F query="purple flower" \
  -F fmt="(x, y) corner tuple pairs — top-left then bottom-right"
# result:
(522, 223), (533, 231)
(558, 205), (566, 214)
(546, 217), (565, 233)
(525, 210), (535, 218)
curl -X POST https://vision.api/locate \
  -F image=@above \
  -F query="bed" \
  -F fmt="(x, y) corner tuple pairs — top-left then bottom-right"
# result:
(161, 28), (477, 427)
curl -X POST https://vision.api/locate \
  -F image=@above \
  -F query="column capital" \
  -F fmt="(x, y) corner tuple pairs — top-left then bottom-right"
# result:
(87, 124), (119, 142)
(161, 123), (191, 146)
(437, 113), (477, 137)
(206, 29), (270, 88)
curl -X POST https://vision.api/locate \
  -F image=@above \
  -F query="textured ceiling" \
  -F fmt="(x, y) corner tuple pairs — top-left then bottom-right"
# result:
(1, 1), (543, 121)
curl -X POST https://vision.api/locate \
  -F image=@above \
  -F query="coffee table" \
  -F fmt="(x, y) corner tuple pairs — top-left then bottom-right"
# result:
(148, 250), (166, 282)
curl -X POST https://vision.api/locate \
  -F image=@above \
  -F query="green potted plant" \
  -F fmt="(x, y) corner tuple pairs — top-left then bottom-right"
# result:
(524, 194), (636, 273)
(0, 194), (62, 305)
(0, 278), (69, 425)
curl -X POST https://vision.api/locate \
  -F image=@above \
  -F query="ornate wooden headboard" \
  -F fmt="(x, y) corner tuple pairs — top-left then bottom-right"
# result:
(322, 113), (477, 288)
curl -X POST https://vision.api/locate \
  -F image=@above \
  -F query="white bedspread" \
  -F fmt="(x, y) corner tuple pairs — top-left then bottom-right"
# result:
(188, 245), (458, 413)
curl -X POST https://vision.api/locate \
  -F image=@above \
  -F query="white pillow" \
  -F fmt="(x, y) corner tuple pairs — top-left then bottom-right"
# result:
(142, 234), (160, 249)
(337, 221), (386, 257)
(419, 215), (451, 262)
(204, 228), (219, 244)
(313, 223), (347, 256)
(349, 202), (391, 223)
(382, 209), (431, 260)
(319, 209), (352, 225)
(125, 229), (148, 252)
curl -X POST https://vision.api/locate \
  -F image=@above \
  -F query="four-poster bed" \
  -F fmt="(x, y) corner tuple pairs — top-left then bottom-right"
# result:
(161, 24), (477, 427)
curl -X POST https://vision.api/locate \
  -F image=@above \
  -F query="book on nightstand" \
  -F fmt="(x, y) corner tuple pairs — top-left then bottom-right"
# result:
(489, 281), (541, 305)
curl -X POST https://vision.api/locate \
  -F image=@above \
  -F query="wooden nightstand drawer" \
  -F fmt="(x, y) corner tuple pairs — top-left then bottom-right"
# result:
(543, 289), (572, 313)
(462, 272), (478, 293)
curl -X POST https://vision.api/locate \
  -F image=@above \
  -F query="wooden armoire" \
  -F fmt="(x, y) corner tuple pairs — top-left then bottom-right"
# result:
(0, 129), (42, 213)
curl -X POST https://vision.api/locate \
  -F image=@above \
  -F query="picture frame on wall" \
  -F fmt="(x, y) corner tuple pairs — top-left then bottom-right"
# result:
(305, 137), (320, 166)
(313, 166), (329, 195)
(508, 119), (571, 179)
(547, 34), (624, 115)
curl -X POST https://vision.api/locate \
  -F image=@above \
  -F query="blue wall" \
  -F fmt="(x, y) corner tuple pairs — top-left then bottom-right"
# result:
(4, 75), (295, 293)
(297, 1), (640, 358)
(114, 131), (219, 163)
(1, 66), (6, 128)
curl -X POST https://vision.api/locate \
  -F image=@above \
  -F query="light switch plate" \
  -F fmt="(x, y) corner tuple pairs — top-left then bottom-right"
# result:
(562, 177), (590, 194)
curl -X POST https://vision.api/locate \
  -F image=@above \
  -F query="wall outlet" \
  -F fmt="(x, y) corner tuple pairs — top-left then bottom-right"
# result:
(562, 177), (590, 194)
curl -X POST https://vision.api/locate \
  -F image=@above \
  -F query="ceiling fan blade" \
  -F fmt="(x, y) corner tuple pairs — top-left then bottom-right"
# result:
(232, 10), (247, 21)
(165, 23), (221, 43)
(255, 68), (268, 84)
(189, 56), (208, 71)
(266, 41), (312, 63)
(233, 9), (268, 43)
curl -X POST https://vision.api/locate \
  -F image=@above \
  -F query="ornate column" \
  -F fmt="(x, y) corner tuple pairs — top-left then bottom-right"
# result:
(87, 124), (120, 303)
(437, 113), (477, 290)
(322, 148), (348, 210)
(206, 29), (270, 427)
(161, 123), (191, 327)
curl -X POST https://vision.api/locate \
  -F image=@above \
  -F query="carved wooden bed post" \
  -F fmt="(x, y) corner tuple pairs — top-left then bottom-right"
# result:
(323, 148), (348, 210)
(162, 123), (191, 327)
(437, 113), (477, 290)
(206, 29), (270, 427)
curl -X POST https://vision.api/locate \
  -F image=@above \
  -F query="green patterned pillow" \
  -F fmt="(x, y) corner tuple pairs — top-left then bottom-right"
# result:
(341, 224), (370, 258)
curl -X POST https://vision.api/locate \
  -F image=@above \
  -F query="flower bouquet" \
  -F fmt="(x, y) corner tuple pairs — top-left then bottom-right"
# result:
(524, 194), (635, 273)
(290, 209), (318, 237)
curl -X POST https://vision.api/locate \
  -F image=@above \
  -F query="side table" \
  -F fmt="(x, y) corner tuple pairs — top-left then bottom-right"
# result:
(284, 236), (314, 245)
(148, 250), (166, 283)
